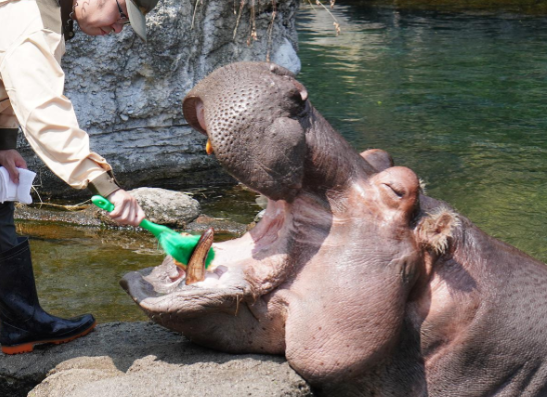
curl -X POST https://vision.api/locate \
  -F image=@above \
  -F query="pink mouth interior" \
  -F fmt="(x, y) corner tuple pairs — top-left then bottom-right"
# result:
(163, 198), (288, 289)
(167, 103), (291, 289)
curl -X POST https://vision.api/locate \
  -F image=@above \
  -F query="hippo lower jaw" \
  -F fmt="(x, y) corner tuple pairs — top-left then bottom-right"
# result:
(120, 195), (290, 320)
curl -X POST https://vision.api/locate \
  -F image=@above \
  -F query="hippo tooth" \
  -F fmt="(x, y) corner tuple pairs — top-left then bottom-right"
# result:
(173, 258), (187, 270)
(168, 265), (185, 282)
(206, 139), (214, 155)
(185, 227), (214, 285)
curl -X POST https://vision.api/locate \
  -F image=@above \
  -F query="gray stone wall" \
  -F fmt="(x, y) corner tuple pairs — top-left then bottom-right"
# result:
(20, 0), (300, 197)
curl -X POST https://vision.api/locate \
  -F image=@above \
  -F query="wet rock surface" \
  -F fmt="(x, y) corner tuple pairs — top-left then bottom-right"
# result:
(0, 322), (313, 397)
(186, 214), (249, 236)
(15, 187), (247, 238)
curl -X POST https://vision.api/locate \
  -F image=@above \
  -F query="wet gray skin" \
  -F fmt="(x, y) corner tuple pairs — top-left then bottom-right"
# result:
(121, 62), (547, 396)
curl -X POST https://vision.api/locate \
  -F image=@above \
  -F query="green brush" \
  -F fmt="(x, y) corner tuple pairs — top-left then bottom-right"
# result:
(91, 195), (214, 267)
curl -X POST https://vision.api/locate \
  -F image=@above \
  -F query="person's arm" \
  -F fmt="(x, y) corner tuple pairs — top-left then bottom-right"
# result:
(1, 30), (144, 226)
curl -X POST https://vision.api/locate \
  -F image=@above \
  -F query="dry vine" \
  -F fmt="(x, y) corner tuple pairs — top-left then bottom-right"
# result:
(307, 0), (340, 35)
(265, 0), (277, 62)
(191, 0), (340, 60)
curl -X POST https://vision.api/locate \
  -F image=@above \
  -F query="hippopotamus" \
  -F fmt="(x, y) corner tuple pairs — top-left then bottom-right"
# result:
(121, 62), (547, 396)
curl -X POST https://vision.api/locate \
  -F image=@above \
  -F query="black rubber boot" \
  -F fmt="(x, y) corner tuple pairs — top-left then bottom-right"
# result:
(0, 237), (96, 354)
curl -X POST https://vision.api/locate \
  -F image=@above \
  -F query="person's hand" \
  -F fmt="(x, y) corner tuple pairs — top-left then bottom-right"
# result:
(106, 189), (145, 227)
(0, 149), (27, 184)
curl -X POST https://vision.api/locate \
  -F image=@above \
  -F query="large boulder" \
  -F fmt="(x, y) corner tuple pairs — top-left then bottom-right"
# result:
(95, 187), (201, 227)
(19, 0), (301, 198)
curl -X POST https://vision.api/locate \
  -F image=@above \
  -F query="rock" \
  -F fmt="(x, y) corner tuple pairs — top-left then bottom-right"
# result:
(18, 0), (300, 198)
(14, 204), (103, 227)
(186, 214), (248, 237)
(133, 187), (200, 226)
(0, 322), (313, 397)
(95, 188), (201, 228)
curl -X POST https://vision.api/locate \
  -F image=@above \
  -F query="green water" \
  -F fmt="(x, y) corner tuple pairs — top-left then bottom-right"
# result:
(22, 224), (162, 323)
(26, 3), (547, 323)
(297, 2), (547, 259)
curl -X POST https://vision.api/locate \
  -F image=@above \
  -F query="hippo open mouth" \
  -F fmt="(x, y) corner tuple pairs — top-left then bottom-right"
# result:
(141, 193), (292, 291)
(121, 61), (425, 362)
(121, 166), (296, 329)
(120, 63), (315, 346)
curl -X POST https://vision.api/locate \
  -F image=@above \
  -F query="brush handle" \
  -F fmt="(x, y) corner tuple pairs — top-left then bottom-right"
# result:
(91, 195), (213, 267)
(91, 195), (115, 212)
(91, 195), (168, 237)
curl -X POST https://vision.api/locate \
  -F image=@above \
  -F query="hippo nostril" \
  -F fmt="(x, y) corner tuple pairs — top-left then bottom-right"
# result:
(196, 103), (206, 130)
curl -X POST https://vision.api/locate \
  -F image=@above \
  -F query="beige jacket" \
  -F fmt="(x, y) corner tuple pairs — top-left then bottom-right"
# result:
(0, 0), (119, 196)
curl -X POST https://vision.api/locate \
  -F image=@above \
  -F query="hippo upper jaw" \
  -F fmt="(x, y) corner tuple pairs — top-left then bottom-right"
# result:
(182, 62), (316, 202)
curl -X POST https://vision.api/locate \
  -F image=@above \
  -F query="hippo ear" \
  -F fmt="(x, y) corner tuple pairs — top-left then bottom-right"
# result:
(416, 206), (461, 255)
(361, 149), (394, 172)
(269, 63), (296, 78)
(371, 166), (419, 223)
(289, 79), (308, 102)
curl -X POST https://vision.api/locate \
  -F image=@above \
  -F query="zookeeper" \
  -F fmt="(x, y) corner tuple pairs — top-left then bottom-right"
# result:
(0, 0), (159, 354)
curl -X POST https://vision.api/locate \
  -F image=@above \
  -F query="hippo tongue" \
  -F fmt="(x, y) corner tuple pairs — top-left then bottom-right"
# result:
(186, 227), (214, 285)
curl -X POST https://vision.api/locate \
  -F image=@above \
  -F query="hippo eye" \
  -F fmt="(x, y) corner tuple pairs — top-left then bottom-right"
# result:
(382, 182), (405, 199)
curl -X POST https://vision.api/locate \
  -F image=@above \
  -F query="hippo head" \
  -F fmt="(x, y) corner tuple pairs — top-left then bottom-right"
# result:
(121, 62), (459, 386)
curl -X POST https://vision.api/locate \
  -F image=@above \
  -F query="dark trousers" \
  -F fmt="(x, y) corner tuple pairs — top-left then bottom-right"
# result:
(0, 202), (18, 253)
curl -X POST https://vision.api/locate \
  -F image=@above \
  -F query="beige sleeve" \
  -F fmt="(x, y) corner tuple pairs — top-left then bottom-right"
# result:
(0, 29), (118, 195)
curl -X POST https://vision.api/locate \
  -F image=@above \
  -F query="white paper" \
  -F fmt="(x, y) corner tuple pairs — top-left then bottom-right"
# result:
(0, 167), (37, 204)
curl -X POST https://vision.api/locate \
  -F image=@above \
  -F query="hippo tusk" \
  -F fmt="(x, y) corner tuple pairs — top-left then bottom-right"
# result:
(186, 227), (214, 285)
(206, 139), (214, 155)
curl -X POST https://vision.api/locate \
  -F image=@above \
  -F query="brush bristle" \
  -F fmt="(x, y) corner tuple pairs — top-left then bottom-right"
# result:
(158, 232), (215, 268)
(158, 233), (200, 265)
